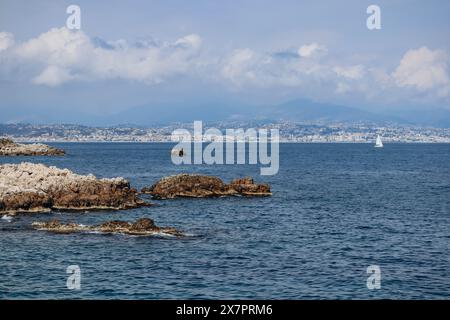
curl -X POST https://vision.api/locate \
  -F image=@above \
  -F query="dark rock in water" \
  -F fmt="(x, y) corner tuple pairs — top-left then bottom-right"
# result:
(32, 218), (183, 237)
(131, 218), (156, 231)
(100, 220), (131, 230)
(0, 138), (65, 156)
(141, 174), (271, 199)
(228, 177), (272, 195)
(0, 162), (151, 215)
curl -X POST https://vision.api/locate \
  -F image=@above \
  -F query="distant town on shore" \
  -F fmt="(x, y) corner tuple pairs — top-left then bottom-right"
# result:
(1, 121), (450, 143)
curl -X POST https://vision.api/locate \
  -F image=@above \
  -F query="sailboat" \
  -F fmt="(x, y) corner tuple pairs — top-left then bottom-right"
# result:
(374, 135), (383, 148)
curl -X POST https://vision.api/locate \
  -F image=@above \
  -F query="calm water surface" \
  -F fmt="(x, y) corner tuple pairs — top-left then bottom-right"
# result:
(1, 143), (449, 299)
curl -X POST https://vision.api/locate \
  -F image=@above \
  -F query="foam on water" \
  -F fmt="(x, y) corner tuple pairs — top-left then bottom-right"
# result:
(1, 215), (13, 222)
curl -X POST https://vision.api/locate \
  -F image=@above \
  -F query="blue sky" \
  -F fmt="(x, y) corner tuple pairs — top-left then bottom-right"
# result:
(1, 0), (450, 124)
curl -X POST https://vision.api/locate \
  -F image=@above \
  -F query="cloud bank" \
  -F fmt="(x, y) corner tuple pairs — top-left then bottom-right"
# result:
(219, 43), (450, 106)
(393, 47), (449, 96)
(0, 28), (202, 86)
(0, 28), (449, 107)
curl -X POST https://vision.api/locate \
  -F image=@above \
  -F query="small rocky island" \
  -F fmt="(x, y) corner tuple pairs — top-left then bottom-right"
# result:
(0, 138), (65, 156)
(32, 218), (183, 237)
(0, 162), (149, 215)
(142, 174), (271, 199)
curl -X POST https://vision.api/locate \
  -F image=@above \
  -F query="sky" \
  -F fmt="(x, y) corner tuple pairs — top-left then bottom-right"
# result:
(0, 0), (450, 124)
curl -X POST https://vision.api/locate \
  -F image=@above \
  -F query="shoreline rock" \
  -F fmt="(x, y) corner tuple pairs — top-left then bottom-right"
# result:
(0, 138), (65, 156)
(32, 218), (183, 237)
(0, 162), (150, 215)
(142, 174), (271, 199)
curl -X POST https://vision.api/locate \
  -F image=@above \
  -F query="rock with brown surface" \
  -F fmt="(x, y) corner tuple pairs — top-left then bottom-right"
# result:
(32, 218), (183, 237)
(0, 138), (65, 156)
(0, 162), (150, 215)
(141, 174), (271, 199)
(228, 177), (271, 196)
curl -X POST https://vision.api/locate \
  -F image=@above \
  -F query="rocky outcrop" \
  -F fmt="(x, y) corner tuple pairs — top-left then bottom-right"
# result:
(32, 218), (183, 237)
(228, 177), (272, 195)
(141, 174), (271, 199)
(0, 138), (65, 156)
(0, 162), (149, 215)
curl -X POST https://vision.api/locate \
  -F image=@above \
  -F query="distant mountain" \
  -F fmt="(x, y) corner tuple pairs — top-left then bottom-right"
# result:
(388, 107), (450, 128)
(255, 99), (395, 123)
(106, 98), (396, 126)
(2, 98), (450, 127)
(107, 101), (238, 126)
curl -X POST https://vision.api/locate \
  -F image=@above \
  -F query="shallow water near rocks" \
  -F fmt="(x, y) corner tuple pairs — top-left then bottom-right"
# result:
(1, 143), (449, 299)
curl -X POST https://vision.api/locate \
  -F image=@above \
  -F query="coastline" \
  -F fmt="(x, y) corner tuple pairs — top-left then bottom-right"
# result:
(4, 139), (450, 144)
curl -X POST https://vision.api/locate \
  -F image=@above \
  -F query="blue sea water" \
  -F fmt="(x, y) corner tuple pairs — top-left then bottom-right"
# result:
(0, 143), (449, 299)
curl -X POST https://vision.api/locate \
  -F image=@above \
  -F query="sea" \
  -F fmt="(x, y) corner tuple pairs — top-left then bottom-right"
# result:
(0, 143), (449, 299)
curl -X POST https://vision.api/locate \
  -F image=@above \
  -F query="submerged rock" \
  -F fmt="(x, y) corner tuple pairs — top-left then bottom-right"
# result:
(0, 138), (65, 156)
(142, 174), (271, 199)
(0, 162), (150, 215)
(32, 218), (183, 237)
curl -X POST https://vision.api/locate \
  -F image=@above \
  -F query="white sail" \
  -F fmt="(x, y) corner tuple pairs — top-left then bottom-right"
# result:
(374, 135), (383, 148)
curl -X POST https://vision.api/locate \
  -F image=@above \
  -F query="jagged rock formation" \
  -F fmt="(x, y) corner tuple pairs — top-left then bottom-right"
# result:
(0, 138), (65, 156)
(142, 174), (271, 199)
(32, 218), (183, 237)
(0, 162), (149, 215)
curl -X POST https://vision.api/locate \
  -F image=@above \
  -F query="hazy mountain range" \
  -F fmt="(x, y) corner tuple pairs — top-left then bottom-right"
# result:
(2, 99), (450, 127)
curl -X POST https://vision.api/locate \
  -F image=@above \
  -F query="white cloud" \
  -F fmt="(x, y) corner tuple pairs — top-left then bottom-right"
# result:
(33, 65), (75, 87)
(221, 49), (257, 84)
(2, 27), (202, 86)
(333, 65), (365, 80)
(1, 27), (449, 106)
(221, 46), (364, 91)
(0, 32), (14, 51)
(298, 43), (326, 58)
(220, 44), (450, 105)
(174, 34), (202, 49)
(393, 47), (449, 91)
